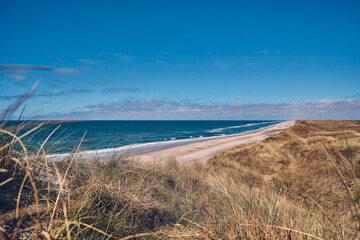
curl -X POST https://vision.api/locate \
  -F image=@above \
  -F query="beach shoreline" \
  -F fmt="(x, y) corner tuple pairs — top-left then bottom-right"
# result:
(46, 121), (283, 161)
(136, 120), (295, 163)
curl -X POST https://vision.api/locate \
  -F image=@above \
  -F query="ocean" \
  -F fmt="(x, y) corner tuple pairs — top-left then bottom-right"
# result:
(10, 120), (281, 157)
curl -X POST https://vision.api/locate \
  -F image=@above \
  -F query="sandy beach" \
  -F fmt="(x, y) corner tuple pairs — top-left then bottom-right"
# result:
(137, 120), (295, 163)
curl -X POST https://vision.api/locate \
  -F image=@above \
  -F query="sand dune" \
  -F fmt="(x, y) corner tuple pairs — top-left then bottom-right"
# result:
(137, 121), (295, 163)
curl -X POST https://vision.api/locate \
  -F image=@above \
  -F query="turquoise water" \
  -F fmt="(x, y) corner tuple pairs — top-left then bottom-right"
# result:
(10, 120), (281, 155)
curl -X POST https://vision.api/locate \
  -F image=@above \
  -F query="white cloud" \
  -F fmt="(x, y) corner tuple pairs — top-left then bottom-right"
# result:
(77, 58), (101, 64)
(103, 87), (142, 94)
(54, 68), (80, 75)
(6, 74), (26, 81)
(48, 97), (360, 120)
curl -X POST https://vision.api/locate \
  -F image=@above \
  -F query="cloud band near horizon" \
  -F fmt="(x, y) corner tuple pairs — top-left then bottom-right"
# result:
(39, 97), (360, 120)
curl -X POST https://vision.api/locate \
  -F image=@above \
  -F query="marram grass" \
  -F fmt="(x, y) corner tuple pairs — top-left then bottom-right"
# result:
(0, 120), (360, 239)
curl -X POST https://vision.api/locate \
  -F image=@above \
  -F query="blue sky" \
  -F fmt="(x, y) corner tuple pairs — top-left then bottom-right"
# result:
(1, 0), (359, 120)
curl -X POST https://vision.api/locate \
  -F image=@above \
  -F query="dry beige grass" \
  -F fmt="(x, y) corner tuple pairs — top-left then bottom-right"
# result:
(1, 120), (360, 239)
(210, 120), (360, 237)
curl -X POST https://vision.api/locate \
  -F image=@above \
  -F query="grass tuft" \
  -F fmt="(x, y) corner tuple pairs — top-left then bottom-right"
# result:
(0, 120), (359, 239)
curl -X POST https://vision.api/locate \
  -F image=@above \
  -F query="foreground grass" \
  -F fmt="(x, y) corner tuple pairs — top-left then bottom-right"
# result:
(1, 120), (360, 239)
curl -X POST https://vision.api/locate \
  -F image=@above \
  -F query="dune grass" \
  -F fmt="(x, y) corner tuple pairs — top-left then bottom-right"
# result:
(0, 120), (360, 239)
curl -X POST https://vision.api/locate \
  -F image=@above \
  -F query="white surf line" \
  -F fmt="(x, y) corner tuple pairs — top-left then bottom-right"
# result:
(138, 121), (296, 163)
(46, 121), (282, 161)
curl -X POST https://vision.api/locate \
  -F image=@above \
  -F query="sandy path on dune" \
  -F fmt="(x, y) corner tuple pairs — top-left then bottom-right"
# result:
(137, 121), (295, 163)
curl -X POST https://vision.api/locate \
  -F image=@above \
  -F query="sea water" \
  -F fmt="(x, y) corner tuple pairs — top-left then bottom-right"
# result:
(9, 120), (281, 157)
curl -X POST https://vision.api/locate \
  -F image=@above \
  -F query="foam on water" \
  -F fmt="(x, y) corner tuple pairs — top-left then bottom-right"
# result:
(47, 122), (279, 161)
(206, 121), (276, 133)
